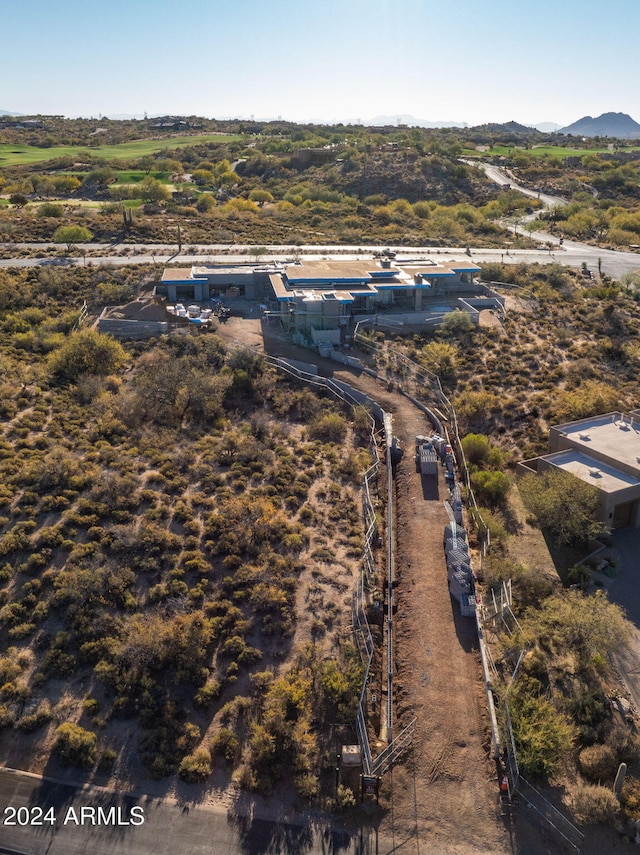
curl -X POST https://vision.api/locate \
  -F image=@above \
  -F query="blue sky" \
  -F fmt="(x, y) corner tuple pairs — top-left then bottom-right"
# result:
(3, 0), (640, 126)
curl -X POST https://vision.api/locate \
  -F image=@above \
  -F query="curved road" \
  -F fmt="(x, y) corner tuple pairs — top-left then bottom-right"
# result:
(462, 158), (567, 209)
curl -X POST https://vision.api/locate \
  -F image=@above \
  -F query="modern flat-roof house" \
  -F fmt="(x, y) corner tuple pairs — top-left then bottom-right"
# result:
(156, 256), (503, 343)
(267, 257), (500, 338)
(519, 412), (640, 529)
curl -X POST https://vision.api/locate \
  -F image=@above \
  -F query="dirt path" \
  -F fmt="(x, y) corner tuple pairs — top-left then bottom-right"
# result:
(214, 320), (511, 853)
(329, 372), (510, 854)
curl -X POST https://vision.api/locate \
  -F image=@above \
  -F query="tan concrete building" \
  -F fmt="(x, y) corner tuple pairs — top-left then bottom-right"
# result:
(520, 412), (640, 529)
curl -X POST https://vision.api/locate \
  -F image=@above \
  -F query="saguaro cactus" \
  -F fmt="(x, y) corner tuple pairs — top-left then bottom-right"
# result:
(614, 762), (627, 797)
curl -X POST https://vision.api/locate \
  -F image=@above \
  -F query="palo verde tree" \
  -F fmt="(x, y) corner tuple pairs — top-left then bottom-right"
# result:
(49, 328), (127, 382)
(53, 225), (93, 251)
(519, 469), (607, 546)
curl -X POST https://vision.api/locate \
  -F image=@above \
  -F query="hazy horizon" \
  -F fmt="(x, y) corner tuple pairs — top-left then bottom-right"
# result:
(4, 0), (639, 128)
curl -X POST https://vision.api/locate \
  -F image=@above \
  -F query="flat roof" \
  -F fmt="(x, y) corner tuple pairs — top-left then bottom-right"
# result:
(269, 274), (360, 303)
(544, 449), (640, 494)
(161, 267), (201, 283)
(287, 260), (392, 280)
(401, 261), (481, 275)
(556, 413), (640, 476)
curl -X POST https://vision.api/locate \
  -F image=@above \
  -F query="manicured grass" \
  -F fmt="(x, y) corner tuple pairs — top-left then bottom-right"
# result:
(114, 170), (171, 184)
(0, 134), (243, 168)
(463, 144), (640, 159)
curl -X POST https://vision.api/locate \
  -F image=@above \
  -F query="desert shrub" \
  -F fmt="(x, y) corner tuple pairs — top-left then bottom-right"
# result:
(98, 749), (117, 771)
(509, 677), (577, 779)
(210, 728), (239, 764)
(333, 784), (356, 809)
(470, 470), (510, 505)
(620, 776), (640, 820)
(521, 590), (630, 666)
(54, 722), (97, 768)
(607, 725), (640, 764)
(579, 744), (618, 782)
(519, 469), (606, 546)
(461, 433), (491, 465)
(295, 772), (319, 800)
(16, 700), (53, 733)
(193, 680), (222, 708)
(572, 783), (619, 825)
(438, 309), (474, 337)
(552, 379), (621, 424)
(178, 747), (212, 782)
(0, 703), (16, 729)
(82, 697), (101, 716)
(37, 203), (64, 218)
(49, 328), (126, 382)
(470, 506), (508, 546)
(307, 413), (348, 443)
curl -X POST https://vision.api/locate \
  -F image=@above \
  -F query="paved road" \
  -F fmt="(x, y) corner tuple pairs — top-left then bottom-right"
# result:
(0, 767), (393, 855)
(1, 242), (639, 280)
(462, 159), (567, 209)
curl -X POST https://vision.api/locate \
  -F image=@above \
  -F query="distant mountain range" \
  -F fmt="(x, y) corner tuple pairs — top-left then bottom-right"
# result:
(559, 112), (640, 139)
(2, 109), (639, 138)
(365, 114), (468, 128)
(364, 115), (561, 133)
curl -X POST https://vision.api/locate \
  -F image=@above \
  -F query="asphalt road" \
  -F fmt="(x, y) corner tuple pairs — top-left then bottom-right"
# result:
(0, 767), (405, 855)
(1, 241), (639, 280)
(462, 159), (567, 209)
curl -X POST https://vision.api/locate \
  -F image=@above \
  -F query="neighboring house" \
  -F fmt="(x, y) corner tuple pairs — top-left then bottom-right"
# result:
(519, 411), (640, 529)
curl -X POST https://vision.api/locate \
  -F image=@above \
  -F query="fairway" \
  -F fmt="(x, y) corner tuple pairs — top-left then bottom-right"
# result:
(463, 144), (640, 159)
(0, 134), (243, 168)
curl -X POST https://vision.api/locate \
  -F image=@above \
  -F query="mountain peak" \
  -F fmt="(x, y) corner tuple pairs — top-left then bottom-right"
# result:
(559, 112), (640, 139)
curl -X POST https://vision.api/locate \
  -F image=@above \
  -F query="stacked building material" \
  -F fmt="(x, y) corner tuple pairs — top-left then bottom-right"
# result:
(444, 522), (476, 616)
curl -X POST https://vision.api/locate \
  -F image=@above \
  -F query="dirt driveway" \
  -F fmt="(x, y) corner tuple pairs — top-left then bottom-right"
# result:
(212, 318), (512, 853)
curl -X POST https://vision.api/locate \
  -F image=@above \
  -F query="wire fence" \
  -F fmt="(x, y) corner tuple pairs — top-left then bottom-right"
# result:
(352, 326), (490, 555)
(265, 355), (380, 775)
(267, 335), (582, 846)
(515, 777), (584, 853)
(266, 353), (417, 776)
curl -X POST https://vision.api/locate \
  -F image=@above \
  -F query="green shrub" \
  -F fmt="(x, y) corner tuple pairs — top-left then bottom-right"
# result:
(37, 203), (64, 219)
(509, 678), (577, 779)
(210, 728), (239, 764)
(333, 784), (356, 809)
(54, 722), (97, 768)
(308, 413), (348, 443)
(193, 681), (221, 708)
(295, 772), (319, 799)
(49, 329), (126, 382)
(470, 469), (510, 505)
(178, 747), (212, 782)
(461, 433), (491, 465)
